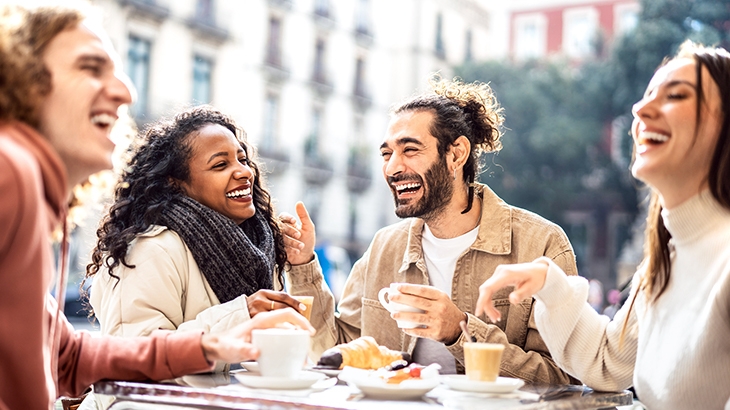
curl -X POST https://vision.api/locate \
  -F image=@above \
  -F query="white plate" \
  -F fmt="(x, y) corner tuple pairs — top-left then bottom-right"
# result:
(310, 367), (342, 377)
(233, 370), (326, 390)
(441, 375), (524, 394)
(348, 377), (440, 400)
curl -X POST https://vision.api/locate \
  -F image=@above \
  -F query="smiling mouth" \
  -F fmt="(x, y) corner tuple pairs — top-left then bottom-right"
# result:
(393, 182), (422, 198)
(226, 188), (251, 199)
(638, 131), (669, 145)
(91, 113), (116, 131)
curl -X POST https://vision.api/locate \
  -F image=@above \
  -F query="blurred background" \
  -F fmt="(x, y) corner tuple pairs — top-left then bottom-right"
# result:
(58, 0), (730, 321)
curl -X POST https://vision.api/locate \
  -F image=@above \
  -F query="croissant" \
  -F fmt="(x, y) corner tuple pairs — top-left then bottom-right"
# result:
(317, 336), (411, 370)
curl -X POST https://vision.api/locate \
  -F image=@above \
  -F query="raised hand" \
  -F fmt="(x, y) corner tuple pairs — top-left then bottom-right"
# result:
(246, 289), (307, 317)
(279, 201), (316, 266)
(200, 308), (315, 364)
(475, 258), (551, 323)
(389, 284), (466, 345)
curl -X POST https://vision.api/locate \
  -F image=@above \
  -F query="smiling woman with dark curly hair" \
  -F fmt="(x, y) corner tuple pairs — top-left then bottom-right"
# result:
(85, 106), (305, 371)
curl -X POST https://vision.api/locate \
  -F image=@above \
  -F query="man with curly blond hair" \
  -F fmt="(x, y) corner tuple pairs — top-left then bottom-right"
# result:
(0, 4), (312, 409)
(283, 78), (580, 384)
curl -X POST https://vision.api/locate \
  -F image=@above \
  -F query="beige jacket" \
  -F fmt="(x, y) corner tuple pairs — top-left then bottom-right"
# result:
(90, 226), (253, 371)
(288, 184), (578, 384)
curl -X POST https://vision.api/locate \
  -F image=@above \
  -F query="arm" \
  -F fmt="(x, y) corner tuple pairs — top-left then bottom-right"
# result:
(476, 258), (639, 390)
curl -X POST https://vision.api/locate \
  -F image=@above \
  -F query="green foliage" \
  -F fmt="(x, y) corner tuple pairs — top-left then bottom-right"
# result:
(455, 0), (730, 230)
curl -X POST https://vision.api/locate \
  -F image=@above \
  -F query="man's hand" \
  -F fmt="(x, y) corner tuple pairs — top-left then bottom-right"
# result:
(279, 201), (316, 266)
(247, 289), (307, 317)
(389, 284), (466, 344)
(475, 258), (550, 323)
(200, 308), (315, 364)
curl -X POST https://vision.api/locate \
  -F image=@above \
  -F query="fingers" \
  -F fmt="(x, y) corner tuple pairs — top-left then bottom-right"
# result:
(475, 279), (501, 322)
(475, 261), (550, 322)
(249, 308), (315, 335)
(295, 201), (314, 230)
(393, 283), (440, 300)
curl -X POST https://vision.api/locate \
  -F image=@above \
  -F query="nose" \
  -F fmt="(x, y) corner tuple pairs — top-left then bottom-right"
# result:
(383, 151), (404, 179)
(631, 96), (655, 121)
(234, 160), (254, 180)
(107, 69), (134, 106)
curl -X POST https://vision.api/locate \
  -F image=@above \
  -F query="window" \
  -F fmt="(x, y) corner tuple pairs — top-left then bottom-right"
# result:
(192, 55), (212, 104)
(262, 94), (279, 150)
(354, 57), (366, 97)
(314, 0), (329, 18)
(266, 16), (282, 66)
(354, 0), (371, 35)
(614, 3), (639, 35)
(464, 29), (473, 62)
(127, 36), (151, 117)
(435, 13), (445, 58)
(313, 38), (326, 83)
(563, 7), (599, 58)
(195, 0), (214, 24)
(514, 13), (546, 59)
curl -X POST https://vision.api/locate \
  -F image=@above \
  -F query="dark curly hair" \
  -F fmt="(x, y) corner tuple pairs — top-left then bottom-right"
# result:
(85, 106), (287, 289)
(391, 77), (504, 214)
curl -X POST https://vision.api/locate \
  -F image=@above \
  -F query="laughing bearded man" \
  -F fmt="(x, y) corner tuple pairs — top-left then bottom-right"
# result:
(281, 78), (580, 384)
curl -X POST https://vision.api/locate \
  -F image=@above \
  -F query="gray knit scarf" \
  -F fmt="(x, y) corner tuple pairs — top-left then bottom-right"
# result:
(157, 195), (275, 303)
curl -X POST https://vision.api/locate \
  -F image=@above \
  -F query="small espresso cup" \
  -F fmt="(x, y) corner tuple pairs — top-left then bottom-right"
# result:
(463, 342), (505, 382)
(378, 285), (425, 328)
(251, 328), (310, 378)
(292, 295), (314, 322)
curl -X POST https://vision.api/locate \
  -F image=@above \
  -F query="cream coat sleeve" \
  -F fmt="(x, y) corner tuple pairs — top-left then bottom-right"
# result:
(90, 229), (252, 356)
(533, 259), (639, 390)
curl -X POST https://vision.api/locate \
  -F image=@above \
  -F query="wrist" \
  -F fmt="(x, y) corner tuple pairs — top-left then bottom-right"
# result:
(200, 333), (219, 363)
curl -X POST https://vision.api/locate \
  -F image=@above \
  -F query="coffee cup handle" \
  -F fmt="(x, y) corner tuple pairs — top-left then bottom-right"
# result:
(378, 288), (393, 312)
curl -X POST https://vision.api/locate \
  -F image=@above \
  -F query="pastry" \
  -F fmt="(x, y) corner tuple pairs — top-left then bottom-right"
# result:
(317, 336), (411, 370)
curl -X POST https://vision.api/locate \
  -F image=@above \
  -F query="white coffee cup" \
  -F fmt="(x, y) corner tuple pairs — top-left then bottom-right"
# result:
(378, 285), (425, 328)
(251, 328), (310, 378)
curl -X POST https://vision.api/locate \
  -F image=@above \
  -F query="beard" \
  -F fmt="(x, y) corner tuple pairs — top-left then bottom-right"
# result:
(389, 156), (454, 221)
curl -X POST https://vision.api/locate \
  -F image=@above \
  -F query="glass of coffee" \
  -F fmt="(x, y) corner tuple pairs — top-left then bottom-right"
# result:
(293, 295), (314, 322)
(463, 342), (505, 382)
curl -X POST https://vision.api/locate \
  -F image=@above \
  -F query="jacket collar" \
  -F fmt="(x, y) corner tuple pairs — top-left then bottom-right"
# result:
(399, 183), (512, 272)
(1, 121), (68, 226)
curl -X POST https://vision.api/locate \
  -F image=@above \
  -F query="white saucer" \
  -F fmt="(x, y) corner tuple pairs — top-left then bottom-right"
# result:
(240, 361), (259, 373)
(348, 377), (440, 400)
(310, 367), (341, 377)
(441, 375), (524, 394)
(233, 370), (326, 390)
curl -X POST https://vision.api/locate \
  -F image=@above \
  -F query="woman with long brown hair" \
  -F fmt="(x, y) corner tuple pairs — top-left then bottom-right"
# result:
(475, 41), (730, 410)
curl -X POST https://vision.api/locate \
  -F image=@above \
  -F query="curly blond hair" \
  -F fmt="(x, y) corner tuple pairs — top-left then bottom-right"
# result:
(0, 5), (84, 127)
(392, 77), (505, 212)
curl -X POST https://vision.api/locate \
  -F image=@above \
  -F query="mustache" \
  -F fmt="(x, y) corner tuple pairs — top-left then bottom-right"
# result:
(387, 173), (423, 185)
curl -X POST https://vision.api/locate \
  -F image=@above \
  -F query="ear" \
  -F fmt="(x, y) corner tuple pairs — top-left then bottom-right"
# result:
(169, 177), (184, 193)
(449, 135), (471, 170)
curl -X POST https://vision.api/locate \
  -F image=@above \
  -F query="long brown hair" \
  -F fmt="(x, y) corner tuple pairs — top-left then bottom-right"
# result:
(621, 42), (730, 340)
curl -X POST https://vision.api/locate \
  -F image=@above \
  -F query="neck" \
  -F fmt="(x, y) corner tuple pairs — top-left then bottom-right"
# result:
(658, 180), (709, 210)
(424, 186), (481, 239)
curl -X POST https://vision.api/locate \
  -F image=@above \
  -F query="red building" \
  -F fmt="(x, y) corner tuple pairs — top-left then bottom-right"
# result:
(509, 0), (639, 60)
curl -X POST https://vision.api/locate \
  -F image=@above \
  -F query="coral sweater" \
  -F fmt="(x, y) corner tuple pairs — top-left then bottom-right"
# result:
(0, 122), (213, 410)
(535, 190), (730, 409)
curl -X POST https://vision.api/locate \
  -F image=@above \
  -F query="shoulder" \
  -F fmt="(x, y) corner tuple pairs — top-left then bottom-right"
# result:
(0, 135), (40, 250)
(510, 206), (569, 240)
(127, 226), (189, 262)
(371, 219), (413, 243)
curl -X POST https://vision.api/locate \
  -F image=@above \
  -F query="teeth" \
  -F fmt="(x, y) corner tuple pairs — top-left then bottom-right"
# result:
(226, 188), (251, 198)
(639, 131), (669, 143)
(394, 182), (421, 192)
(91, 113), (116, 127)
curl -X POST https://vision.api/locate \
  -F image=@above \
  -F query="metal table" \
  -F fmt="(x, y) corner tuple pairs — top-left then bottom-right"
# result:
(94, 371), (632, 410)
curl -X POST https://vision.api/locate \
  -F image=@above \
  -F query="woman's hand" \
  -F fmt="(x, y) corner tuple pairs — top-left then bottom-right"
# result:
(279, 201), (316, 266)
(475, 258), (551, 323)
(200, 308), (315, 363)
(247, 289), (306, 317)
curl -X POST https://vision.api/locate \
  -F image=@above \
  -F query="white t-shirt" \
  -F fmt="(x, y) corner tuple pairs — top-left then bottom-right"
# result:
(413, 223), (479, 373)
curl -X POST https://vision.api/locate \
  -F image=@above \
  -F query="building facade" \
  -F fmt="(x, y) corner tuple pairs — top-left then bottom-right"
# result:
(91, 0), (498, 266)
